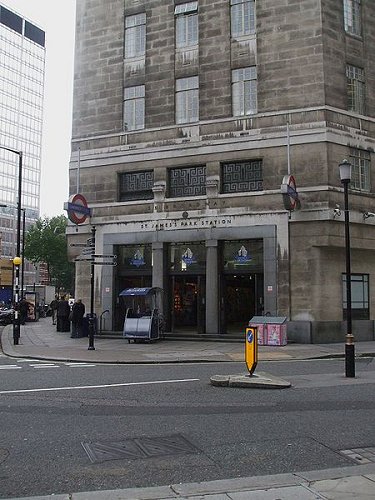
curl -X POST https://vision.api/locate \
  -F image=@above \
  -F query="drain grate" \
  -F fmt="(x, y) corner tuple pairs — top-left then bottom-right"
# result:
(82, 434), (199, 464)
(340, 447), (375, 464)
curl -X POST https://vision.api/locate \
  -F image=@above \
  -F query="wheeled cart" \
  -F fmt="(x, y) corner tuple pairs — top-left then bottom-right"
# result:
(120, 287), (164, 342)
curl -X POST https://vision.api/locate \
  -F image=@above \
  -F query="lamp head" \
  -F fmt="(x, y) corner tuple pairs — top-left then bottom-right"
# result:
(339, 159), (352, 183)
(13, 256), (22, 266)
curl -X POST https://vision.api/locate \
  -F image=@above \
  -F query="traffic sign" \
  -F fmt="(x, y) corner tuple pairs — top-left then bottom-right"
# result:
(81, 247), (95, 255)
(74, 255), (94, 262)
(245, 327), (258, 376)
(64, 193), (91, 225)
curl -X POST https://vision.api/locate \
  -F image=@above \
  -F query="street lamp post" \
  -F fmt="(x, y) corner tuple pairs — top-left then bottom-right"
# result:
(339, 159), (355, 378)
(21, 209), (26, 299)
(0, 146), (22, 345)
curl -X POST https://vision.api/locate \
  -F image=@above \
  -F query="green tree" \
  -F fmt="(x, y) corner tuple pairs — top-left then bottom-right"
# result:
(24, 215), (74, 293)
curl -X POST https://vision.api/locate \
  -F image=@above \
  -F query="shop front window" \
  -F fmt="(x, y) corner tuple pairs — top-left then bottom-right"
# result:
(117, 245), (152, 272)
(168, 242), (206, 273)
(222, 239), (263, 272)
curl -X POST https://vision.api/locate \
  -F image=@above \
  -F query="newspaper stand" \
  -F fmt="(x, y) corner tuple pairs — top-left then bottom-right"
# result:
(249, 316), (287, 346)
(120, 287), (164, 342)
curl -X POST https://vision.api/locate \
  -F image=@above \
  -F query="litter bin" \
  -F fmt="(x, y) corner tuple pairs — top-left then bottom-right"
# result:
(249, 316), (287, 346)
(82, 313), (97, 338)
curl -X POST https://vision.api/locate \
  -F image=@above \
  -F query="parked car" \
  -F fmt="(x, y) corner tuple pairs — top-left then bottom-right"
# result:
(0, 307), (13, 325)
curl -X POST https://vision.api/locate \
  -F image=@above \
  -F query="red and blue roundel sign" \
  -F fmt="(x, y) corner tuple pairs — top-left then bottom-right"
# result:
(64, 193), (91, 225)
(281, 175), (300, 211)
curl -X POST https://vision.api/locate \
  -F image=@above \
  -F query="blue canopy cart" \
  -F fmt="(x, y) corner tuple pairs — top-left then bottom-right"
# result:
(119, 287), (164, 342)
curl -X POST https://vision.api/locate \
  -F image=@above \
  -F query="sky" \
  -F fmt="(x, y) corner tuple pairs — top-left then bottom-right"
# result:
(3, 0), (76, 217)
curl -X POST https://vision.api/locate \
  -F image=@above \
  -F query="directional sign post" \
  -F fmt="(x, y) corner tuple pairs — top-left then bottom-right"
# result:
(88, 226), (96, 351)
(70, 224), (117, 350)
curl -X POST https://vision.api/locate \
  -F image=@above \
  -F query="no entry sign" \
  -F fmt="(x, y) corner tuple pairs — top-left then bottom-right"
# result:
(64, 193), (91, 225)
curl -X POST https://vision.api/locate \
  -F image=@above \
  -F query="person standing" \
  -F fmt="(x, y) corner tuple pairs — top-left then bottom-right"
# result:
(50, 295), (58, 325)
(56, 296), (71, 332)
(70, 299), (85, 338)
(19, 298), (28, 325)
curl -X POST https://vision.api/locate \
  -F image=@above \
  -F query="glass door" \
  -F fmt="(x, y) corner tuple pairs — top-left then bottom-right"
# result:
(222, 274), (260, 334)
(171, 276), (205, 334)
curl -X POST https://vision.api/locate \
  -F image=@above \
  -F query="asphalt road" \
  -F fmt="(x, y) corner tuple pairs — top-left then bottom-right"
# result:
(0, 353), (374, 499)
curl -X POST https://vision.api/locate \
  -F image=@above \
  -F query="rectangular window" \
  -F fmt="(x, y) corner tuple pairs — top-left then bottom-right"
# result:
(231, 0), (255, 37)
(124, 86), (145, 131)
(24, 21), (45, 47)
(176, 76), (199, 124)
(124, 13), (146, 59)
(0, 6), (23, 34)
(117, 244), (152, 272)
(168, 166), (206, 197)
(350, 148), (370, 192)
(342, 274), (369, 320)
(346, 64), (365, 114)
(232, 67), (257, 116)
(343, 0), (361, 36)
(168, 241), (206, 273)
(175, 2), (198, 48)
(221, 160), (263, 193)
(119, 170), (154, 201)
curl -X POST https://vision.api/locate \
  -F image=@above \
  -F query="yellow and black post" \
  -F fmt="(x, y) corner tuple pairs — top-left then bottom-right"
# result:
(245, 326), (258, 376)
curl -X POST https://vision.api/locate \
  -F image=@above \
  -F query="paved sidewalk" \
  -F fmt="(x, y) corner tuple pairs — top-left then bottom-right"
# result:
(1, 317), (375, 364)
(11, 463), (375, 499)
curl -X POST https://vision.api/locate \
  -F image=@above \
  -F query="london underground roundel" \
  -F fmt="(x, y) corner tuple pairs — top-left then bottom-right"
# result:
(65, 193), (91, 225)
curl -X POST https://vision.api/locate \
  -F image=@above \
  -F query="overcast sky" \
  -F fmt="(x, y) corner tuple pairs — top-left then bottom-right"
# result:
(3, 0), (76, 218)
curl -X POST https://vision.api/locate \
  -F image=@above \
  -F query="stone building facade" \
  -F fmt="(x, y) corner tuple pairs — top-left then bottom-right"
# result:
(68, 0), (375, 342)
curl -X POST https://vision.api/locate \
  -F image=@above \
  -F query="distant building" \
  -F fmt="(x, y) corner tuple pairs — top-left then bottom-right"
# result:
(69, 0), (375, 342)
(0, 3), (45, 284)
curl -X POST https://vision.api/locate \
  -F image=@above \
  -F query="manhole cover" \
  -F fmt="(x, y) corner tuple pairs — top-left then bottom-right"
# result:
(340, 447), (375, 464)
(82, 434), (199, 463)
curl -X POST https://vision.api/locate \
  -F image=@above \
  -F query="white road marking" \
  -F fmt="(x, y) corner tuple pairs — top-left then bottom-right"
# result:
(0, 378), (200, 395)
(0, 365), (22, 370)
(65, 364), (96, 367)
(64, 363), (97, 368)
(17, 359), (43, 363)
(31, 364), (59, 369)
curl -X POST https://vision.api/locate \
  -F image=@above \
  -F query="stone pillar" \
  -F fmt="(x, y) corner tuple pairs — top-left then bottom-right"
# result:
(205, 240), (219, 334)
(152, 242), (164, 289)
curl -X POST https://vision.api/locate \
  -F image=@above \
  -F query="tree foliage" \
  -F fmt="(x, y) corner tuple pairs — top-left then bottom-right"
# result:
(24, 215), (74, 292)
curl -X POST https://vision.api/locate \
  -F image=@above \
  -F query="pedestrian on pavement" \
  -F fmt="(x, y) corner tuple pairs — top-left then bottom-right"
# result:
(70, 299), (85, 338)
(50, 295), (58, 325)
(56, 296), (71, 332)
(19, 298), (28, 325)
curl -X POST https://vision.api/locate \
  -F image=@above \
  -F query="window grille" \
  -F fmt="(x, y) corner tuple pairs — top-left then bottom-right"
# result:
(119, 170), (154, 201)
(346, 64), (365, 114)
(232, 67), (257, 116)
(168, 166), (206, 197)
(231, 0), (255, 37)
(176, 76), (199, 124)
(221, 160), (263, 193)
(123, 86), (145, 131)
(349, 148), (370, 192)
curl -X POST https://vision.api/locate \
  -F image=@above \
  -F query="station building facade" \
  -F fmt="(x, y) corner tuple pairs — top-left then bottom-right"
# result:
(68, 0), (375, 342)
